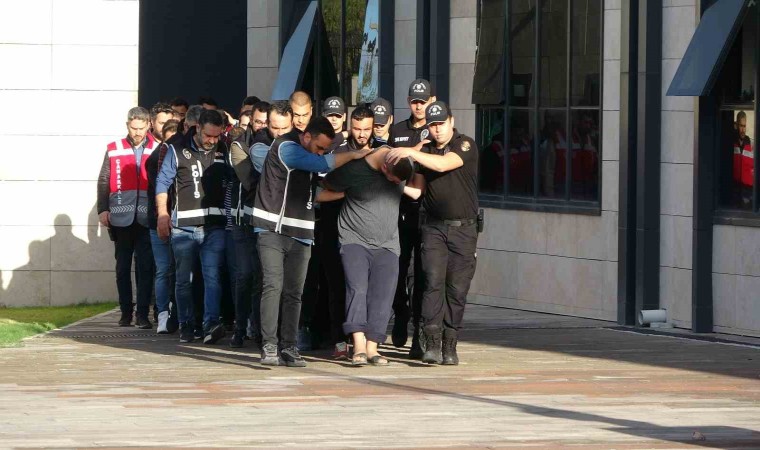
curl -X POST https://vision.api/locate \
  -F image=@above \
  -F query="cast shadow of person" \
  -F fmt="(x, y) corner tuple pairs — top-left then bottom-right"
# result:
(0, 214), (90, 308)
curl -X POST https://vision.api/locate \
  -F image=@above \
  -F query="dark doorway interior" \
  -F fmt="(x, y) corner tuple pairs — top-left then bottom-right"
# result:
(138, 0), (247, 112)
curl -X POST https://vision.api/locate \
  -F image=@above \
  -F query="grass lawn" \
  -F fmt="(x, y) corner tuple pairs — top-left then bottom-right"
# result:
(0, 302), (117, 347)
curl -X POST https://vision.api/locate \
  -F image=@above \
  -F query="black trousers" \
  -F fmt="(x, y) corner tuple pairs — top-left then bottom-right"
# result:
(392, 201), (424, 326)
(257, 232), (311, 348)
(300, 213), (346, 345)
(420, 223), (478, 331)
(112, 222), (154, 318)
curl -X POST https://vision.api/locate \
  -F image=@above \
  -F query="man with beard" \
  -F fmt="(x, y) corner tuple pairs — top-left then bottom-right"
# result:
(156, 110), (229, 345)
(227, 101), (292, 348)
(307, 106), (382, 358)
(97, 107), (157, 329)
(251, 117), (370, 367)
(146, 103), (179, 334)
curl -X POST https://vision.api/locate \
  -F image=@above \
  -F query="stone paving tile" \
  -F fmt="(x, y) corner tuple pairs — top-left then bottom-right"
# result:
(0, 305), (758, 448)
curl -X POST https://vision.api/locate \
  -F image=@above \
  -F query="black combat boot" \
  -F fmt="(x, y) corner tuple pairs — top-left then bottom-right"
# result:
(409, 325), (425, 359)
(441, 328), (459, 365)
(421, 325), (443, 364)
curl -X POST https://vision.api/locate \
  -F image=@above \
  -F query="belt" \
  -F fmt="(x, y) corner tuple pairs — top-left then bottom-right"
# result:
(424, 217), (476, 227)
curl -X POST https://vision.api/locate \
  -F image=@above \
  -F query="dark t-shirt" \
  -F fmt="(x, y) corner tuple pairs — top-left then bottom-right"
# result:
(420, 131), (479, 220)
(324, 155), (404, 255)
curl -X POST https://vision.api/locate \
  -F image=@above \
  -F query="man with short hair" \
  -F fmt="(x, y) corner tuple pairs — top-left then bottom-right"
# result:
(238, 110), (252, 129)
(156, 110), (230, 345)
(180, 105), (204, 136)
(733, 110), (754, 207)
(289, 91), (313, 132)
(322, 146), (420, 365)
(388, 79), (437, 357)
(150, 103), (175, 143)
(388, 101), (480, 366)
(370, 97), (393, 145)
(240, 95), (261, 115)
(97, 107), (158, 328)
(147, 103), (179, 333)
(171, 97), (189, 121)
(198, 96), (219, 110)
(251, 117), (370, 367)
(224, 102), (283, 348)
(250, 101), (269, 133)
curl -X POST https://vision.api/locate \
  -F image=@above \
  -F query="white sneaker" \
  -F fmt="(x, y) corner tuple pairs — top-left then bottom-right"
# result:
(157, 311), (170, 334)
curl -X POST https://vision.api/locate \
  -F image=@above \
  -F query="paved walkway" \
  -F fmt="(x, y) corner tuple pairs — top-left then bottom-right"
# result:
(1, 305), (759, 449)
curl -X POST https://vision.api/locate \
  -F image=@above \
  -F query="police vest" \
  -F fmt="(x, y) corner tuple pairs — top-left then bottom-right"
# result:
(107, 136), (157, 227)
(252, 130), (315, 240)
(172, 133), (227, 228)
(733, 138), (754, 187)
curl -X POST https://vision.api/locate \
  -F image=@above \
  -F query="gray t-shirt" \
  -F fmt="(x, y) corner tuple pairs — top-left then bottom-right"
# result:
(324, 157), (404, 255)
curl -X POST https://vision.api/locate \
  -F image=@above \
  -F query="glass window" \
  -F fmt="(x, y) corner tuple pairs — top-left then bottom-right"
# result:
(715, 8), (758, 214)
(571, 0), (601, 106)
(323, 0), (368, 106)
(509, 109), (535, 195)
(479, 108), (506, 194)
(472, 0), (507, 104)
(510, 0), (535, 107)
(476, 0), (602, 211)
(540, 1), (568, 107)
(539, 109), (567, 198)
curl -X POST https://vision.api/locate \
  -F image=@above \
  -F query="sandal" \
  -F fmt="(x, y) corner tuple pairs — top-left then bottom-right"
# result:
(368, 355), (389, 366)
(352, 352), (368, 366)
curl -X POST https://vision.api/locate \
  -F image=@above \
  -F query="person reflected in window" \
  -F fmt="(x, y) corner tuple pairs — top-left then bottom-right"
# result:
(540, 114), (564, 197)
(480, 130), (504, 193)
(572, 113), (599, 199)
(510, 119), (533, 194)
(732, 111), (754, 208)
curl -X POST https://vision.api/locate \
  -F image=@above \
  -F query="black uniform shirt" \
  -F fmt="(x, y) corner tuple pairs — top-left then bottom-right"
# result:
(389, 115), (430, 148)
(420, 131), (479, 220)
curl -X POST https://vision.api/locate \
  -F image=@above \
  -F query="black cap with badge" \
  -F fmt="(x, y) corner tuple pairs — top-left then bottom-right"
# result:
(322, 96), (345, 116)
(425, 101), (451, 126)
(370, 97), (393, 126)
(408, 78), (433, 101)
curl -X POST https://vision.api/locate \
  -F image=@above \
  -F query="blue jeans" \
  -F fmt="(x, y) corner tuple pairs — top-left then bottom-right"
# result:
(150, 229), (175, 314)
(231, 225), (262, 334)
(171, 226), (225, 328)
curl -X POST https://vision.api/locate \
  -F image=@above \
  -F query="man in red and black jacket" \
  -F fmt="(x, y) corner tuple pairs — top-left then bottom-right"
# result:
(97, 107), (157, 329)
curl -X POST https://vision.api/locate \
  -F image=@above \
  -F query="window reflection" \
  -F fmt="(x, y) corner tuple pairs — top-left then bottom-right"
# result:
(323, 0), (368, 105)
(540, 0), (568, 107)
(571, 0), (601, 106)
(480, 109), (506, 194)
(509, 109), (534, 195)
(570, 110), (599, 200)
(720, 109), (755, 210)
(510, 0), (535, 107)
(539, 110), (566, 198)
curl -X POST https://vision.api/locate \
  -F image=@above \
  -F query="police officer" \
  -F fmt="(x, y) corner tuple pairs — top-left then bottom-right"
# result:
(388, 79), (437, 357)
(388, 101), (479, 366)
(156, 110), (230, 345)
(370, 97), (393, 145)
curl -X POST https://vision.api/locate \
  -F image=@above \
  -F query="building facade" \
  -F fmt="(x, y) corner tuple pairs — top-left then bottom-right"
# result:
(0, 0), (757, 338)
